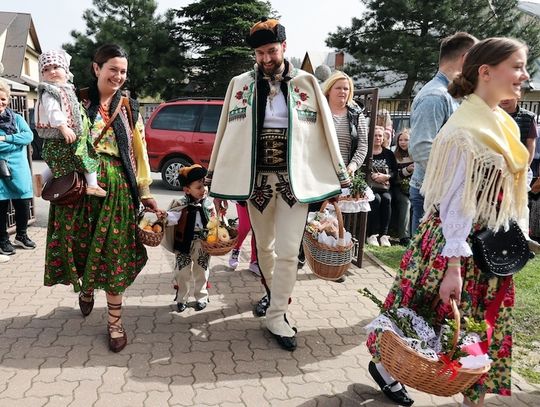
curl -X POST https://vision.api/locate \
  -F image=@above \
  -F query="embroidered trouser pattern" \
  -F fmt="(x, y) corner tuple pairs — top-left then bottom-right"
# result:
(247, 172), (308, 337)
(173, 239), (210, 303)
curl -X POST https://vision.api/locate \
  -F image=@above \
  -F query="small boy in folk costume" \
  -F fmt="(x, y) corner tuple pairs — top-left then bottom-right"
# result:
(34, 49), (106, 197)
(162, 165), (216, 312)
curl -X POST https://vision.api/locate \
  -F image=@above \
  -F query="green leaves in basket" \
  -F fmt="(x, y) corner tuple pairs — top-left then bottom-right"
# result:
(359, 288), (420, 340)
(351, 172), (368, 197)
(225, 217), (238, 228)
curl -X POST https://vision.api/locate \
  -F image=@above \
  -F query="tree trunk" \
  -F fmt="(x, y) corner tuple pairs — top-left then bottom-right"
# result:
(399, 75), (417, 99)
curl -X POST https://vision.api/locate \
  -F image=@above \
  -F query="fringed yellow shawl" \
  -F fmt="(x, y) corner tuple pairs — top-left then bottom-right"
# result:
(421, 93), (529, 231)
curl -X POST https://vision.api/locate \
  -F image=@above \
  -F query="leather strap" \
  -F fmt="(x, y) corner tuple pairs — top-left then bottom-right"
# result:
(93, 98), (125, 148)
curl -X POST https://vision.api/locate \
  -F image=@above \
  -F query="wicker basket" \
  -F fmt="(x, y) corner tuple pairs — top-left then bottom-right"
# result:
(200, 218), (238, 256)
(380, 298), (491, 397)
(137, 211), (165, 247)
(303, 200), (353, 281)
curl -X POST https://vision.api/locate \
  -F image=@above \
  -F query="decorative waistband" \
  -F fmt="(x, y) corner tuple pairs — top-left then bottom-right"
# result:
(257, 128), (288, 173)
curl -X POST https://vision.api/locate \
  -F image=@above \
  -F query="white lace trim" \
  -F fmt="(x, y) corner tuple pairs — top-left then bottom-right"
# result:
(441, 239), (473, 257)
(365, 308), (439, 360)
(335, 186), (375, 213)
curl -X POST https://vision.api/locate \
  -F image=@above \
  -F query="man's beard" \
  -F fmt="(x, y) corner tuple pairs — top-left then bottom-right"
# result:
(259, 58), (284, 76)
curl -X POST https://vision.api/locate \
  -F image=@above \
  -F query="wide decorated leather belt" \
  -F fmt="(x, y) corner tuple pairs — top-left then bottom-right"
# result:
(256, 128), (288, 173)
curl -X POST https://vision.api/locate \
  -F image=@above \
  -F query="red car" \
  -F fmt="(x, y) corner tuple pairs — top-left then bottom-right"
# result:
(145, 98), (223, 190)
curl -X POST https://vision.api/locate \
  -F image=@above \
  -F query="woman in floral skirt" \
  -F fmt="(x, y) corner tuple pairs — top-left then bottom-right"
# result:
(366, 37), (530, 407)
(44, 44), (158, 353)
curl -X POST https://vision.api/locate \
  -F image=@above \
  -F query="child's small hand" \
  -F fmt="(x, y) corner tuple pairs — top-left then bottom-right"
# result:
(59, 125), (77, 144)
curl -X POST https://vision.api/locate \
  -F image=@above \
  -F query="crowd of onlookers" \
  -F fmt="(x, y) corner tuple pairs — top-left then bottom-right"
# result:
(365, 113), (414, 248)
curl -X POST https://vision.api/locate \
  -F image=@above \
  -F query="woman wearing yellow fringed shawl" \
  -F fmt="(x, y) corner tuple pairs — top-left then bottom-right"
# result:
(365, 38), (530, 407)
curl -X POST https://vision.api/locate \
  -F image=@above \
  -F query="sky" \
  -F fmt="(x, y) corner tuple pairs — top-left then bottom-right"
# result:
(1, 0), (365, 60)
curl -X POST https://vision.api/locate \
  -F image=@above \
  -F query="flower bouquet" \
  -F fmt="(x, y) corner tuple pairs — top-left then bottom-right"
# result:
(361, 288), (491, 397)
(200, 215), (238, 256)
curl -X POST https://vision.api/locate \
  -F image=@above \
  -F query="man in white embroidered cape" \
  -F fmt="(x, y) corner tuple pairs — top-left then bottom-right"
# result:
(206, 18), (350, 351)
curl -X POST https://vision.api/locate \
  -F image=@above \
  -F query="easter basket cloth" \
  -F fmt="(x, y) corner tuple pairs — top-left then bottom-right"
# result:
(302, 200), (353, 280)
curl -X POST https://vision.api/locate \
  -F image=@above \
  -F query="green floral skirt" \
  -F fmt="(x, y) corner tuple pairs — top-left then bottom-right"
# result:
(44, 154), (147, 295)
(42, 129), (99, 178)
(366, 215), (513, 402)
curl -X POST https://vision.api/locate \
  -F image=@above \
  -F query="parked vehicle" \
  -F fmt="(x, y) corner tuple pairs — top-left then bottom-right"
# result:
(144, 98), (224, 190)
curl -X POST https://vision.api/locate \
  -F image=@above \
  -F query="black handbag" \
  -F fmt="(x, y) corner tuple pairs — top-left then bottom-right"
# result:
(471, 219), (534, 277)
(0, 159), (11, 178)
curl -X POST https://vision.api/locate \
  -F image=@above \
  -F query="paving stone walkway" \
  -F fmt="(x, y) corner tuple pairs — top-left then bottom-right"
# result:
(0, 226), (538, 406)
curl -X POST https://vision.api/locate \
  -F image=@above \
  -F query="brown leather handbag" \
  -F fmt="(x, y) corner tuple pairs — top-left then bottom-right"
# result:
(41, 98), (126, 206)
(42, 172), (86, 206)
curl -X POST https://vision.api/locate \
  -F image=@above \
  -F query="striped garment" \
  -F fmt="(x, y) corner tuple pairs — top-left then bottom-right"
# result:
(332, 113), (368, 169)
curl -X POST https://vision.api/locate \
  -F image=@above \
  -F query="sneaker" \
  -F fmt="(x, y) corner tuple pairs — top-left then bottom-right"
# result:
(248, 261), (261, 277)
(0, 240), (15, 255)
(366, 235), (379, 246)
(14, 235), (36, 250)
(194, 300), (207, 311)
(229, 249), (240, 269)
(177, 302), (187, 313)
(254, 294), (270, 317)
(0, 254), (9, 263)
(379, 235), (391, 247)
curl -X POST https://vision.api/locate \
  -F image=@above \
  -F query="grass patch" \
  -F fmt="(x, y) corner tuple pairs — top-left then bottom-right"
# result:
(365, 245), (540, 384)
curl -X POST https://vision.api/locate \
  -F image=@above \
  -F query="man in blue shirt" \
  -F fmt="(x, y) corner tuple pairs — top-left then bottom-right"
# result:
(409, 32), (477, 233)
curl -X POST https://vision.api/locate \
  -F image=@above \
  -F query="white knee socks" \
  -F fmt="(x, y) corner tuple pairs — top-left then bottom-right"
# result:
(84, 172), (98, 187)
(376, 362), (403, 392)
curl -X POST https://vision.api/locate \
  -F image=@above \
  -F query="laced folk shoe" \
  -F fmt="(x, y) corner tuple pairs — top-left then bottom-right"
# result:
(379, 235), (391, 247)
(86, 185), (107, 197)
(228, 249), (240, 269)
(366, 235), (379, 246)
(0, 239), (15, 255)
(14, 234), (36, 250)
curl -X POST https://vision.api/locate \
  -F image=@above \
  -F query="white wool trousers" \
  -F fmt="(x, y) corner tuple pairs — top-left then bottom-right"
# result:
(248, 173), (309, 337)
(173, 239), (210, 303)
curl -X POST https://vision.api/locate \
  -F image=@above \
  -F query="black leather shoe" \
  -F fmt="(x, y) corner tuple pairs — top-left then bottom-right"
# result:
(194, 301), (207, 311)
(78, 291), (94, 317)
(177, 302), (187, 313)
(269, 329), (297, 351)
(254, 294), (270, 317)
(368, 361), (414, 406)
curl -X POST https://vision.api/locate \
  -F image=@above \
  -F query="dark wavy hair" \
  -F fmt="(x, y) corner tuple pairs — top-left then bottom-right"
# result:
(90, 44), (128, 79)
